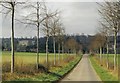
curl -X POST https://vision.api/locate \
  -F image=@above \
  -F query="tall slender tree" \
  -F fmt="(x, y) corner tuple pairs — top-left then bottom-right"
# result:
(42, 4), (58, 68)
(60, 27), (65, 60)
(0, 0), (23, 73)
(19, 2), (47, 70)
(56, 25), (64, 64)
(50, 17), (59, 66)
(92, 33), (106, 65)
(98, 21), (112, 69)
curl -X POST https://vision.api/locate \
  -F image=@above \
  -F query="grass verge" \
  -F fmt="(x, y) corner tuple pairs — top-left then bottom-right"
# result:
(90, 56), (118, 82)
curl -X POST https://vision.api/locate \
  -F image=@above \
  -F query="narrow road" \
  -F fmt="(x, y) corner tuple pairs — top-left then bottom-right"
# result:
(60, 54), (101, 81)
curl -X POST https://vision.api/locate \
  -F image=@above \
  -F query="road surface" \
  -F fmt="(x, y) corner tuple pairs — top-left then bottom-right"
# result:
(60, 54), (101, 81)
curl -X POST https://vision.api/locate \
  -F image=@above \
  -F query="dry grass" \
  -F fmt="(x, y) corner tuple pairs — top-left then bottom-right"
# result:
(2, 51), (77, 81)
(94, 54), (118, 79)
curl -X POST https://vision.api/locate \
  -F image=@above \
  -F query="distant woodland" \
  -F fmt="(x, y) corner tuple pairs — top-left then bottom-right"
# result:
(1, 34), (120, 54)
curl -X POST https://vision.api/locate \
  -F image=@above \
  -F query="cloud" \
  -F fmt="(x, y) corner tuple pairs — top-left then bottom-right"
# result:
(1, 2), (100, 38)
(56, 2), (100, 35)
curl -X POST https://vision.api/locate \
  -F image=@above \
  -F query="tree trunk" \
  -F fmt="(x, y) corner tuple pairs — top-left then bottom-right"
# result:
(114, 31), (117, 71)
(58, 43), (60, 64)
(68, 49), (69, 54)
(36, 2), (40, 70)
(11, 6), (15, 73)
(53, 37), (56, 66)
(100, 46), (102, 66)
(46, 36), (49, 68)
(36, 26), (39, 69)
(62, 42), (64, 60)
(106, 43), (109, 69)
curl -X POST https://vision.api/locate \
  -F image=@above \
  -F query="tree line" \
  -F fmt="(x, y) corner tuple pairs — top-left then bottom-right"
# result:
(2, 35), (83, 52)
(89, 1), (120, 71)
(2, 35), (120, 53)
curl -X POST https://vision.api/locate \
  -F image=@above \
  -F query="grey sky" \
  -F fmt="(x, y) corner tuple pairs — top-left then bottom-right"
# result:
(1, 2), (100, 38)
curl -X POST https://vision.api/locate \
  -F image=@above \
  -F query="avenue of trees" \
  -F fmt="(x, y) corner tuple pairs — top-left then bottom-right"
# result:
(0, 0), (60, 73)
(1, 0), (81, 73)
(1, 0), (120, 75)
(90, 1), (120, 71)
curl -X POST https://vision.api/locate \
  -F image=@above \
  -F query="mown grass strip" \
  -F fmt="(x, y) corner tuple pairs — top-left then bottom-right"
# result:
(90, 56), (118, 82)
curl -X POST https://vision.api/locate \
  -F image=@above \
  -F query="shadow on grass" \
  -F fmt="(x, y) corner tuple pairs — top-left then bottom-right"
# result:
(2, 71), (62, 83)
(2, 56), (82, 83)
(38, 64), (62, 77)
(2, 64), (62, 83)
(48, 71), (62, 78)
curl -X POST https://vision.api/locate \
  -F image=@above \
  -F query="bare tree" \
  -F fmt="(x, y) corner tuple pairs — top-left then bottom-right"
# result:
(42, 5), (58, 68)
(92, 33), (106, 65)
(97, 1), (120, 70)
(18, 2), (47, 70)
(65, 38), (80, 55)
(60, 27), (65, 60)
(50, 17), (60, 66)
(89, 38), (98, 54)
(43, 18), (49, 68)
(56, 25), (65, 64)
(98, 21), (112, 69)
(0, 0), (24, 73)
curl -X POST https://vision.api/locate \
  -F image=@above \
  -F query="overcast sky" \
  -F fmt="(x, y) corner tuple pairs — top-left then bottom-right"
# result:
(1, 2), (101, 38)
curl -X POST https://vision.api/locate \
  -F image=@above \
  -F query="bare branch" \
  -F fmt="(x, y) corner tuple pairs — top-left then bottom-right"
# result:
(0, 3), (12, 9)
(15, 19), (37, 26)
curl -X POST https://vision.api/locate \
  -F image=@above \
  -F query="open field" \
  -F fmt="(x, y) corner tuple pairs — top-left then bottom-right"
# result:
(95, 54), (119, 70)
(2, 51), (75, 71)
(2, 51), (72, 70)
(2, 51), (82, 81)
(97, 54), (119, 63)
(2, 51), (70, 64)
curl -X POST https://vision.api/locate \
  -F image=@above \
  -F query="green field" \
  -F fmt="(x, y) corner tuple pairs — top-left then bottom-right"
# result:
(2, 51), (74, 72)
(2, 51), (71, 64)
(2, 51), (82, 81)
(96, 54), (119, 67)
